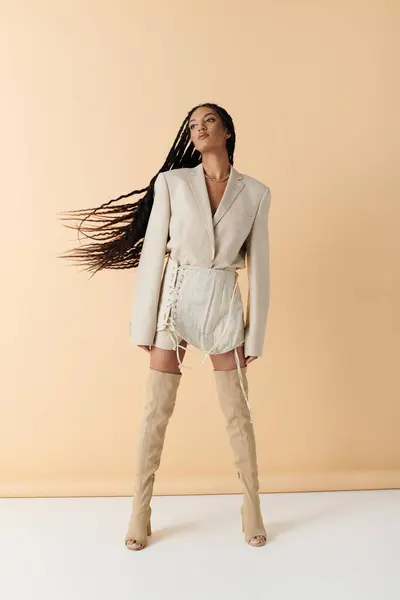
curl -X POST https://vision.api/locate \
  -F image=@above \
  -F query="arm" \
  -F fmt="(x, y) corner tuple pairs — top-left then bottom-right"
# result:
(244, 186), (272, 358)
(130, 172), (170, 346)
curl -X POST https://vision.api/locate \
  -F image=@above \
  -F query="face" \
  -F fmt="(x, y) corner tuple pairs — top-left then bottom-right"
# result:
(188, 106), (231, 153)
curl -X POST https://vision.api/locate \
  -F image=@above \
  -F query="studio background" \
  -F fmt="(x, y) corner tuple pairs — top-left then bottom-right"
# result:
(1, 0), (399, 497)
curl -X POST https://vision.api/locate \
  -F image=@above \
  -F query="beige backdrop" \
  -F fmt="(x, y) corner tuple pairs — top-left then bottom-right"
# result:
(1, 1), (399, 497)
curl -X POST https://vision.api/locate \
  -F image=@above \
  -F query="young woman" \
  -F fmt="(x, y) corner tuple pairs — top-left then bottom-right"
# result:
(61, 102), (271, 550)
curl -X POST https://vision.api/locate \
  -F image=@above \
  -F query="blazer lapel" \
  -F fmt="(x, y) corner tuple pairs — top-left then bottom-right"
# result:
(188, 162), (245, 248)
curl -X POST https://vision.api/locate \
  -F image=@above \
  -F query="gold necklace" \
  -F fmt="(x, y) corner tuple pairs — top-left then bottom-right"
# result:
(203, 166), (231, 183)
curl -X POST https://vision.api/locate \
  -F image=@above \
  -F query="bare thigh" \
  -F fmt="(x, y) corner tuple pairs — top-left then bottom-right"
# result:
(149, 340), (188, 374)
(209, 344), (246, 371)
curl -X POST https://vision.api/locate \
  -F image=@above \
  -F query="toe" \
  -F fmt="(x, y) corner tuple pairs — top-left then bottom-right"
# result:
(126, 539), (143, 549)
(249, 535), (266, 546)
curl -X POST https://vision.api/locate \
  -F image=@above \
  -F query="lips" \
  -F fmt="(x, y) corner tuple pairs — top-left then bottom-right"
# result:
(198, 133), (209, 140)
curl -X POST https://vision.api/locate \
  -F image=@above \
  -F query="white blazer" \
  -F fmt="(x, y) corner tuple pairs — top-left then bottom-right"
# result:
(130, 162), (271, 357)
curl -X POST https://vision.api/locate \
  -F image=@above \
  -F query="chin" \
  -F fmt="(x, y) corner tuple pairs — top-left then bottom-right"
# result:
(198, 141), (213, 152)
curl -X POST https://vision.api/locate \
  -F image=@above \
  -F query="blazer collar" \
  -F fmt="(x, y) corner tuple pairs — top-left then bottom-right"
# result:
(188, 162), (245, 248)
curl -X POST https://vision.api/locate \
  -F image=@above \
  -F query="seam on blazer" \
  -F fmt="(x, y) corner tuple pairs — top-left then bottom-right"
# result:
(243, 185), (271, 357)
(161, 171), (171, 201)
(159, 171), (172, 247)
(245, 186), (270, 251)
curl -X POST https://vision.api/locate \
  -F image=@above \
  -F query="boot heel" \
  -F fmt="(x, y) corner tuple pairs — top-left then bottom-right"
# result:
(147, 506), (152, 536)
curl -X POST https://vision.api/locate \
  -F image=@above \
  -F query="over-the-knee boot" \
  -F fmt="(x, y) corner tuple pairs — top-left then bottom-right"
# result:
(125, 368), (182, 549)
(213, 366), (267, 545)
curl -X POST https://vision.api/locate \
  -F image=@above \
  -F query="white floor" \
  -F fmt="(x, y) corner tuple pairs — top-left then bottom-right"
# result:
(1, 489), (399, 600)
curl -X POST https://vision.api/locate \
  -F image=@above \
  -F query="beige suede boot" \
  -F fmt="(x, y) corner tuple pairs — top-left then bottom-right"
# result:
(125, 368), (182, 550)
(214, 366), (267, 546)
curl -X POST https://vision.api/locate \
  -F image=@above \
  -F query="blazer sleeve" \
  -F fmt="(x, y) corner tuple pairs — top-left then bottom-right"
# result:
(244, 186), (272, 357)
(130, 172), (171, 346)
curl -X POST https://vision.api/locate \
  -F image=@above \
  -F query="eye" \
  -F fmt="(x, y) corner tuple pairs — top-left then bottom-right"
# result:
(189, 116), (215, 130)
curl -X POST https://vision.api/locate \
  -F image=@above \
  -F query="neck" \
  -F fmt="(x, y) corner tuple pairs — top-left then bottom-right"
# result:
(201, 152), (231, 180)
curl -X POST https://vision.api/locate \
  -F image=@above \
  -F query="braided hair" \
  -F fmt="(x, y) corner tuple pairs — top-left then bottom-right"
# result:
(59, 102), (236, 277)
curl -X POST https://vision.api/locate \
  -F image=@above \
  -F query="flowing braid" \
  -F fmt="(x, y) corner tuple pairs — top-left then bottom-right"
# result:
(59, 103), (236, 276)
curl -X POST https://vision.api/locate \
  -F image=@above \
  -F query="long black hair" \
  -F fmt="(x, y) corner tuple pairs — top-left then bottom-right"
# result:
(59, 102), (236, 277)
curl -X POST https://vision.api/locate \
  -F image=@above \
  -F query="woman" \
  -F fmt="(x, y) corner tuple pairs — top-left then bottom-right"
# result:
(61, 102), (271, 550)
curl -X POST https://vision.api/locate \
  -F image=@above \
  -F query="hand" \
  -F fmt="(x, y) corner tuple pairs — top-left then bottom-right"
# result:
(138, 345), (152, 353)
(244, 355), (258, 366)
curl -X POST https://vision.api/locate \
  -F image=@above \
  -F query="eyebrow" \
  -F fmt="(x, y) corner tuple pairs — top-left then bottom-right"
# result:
(189, 112), (216, 124)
